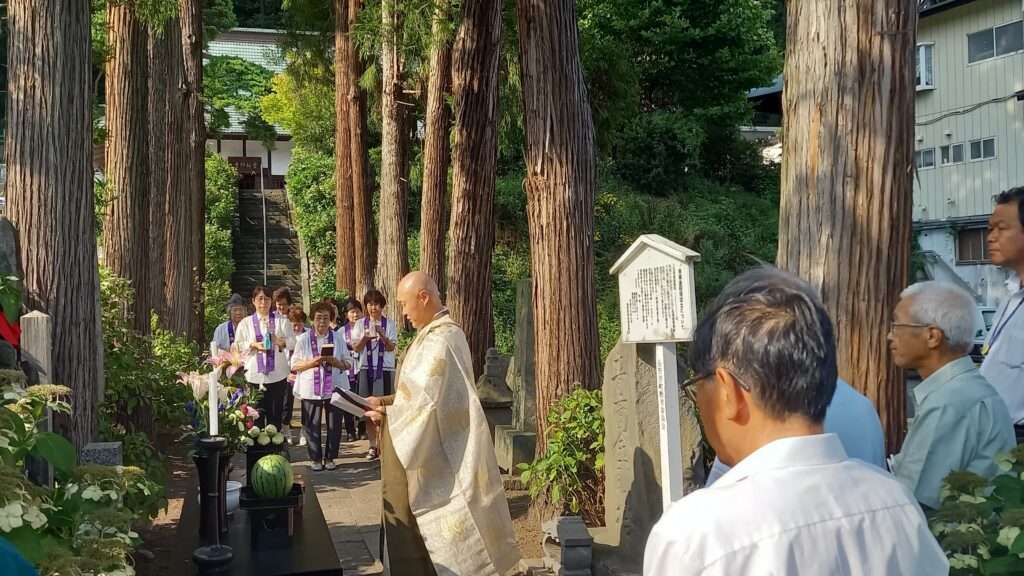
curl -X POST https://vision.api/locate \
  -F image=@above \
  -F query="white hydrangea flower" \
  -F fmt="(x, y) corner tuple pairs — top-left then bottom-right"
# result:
(999, 526), (1023, 548)
(0, 502), (24, 532)
(949, 554), (979, 570)
(81, 485), (105, 501)
(995, 452), (1015, 472)
(22, 505), (46, 529)
(135, 482), (150, 496)
(0, 435), (9, 450)
(958, 494), (986, 504)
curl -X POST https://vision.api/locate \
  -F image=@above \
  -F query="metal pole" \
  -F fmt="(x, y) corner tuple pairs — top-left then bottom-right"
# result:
(260, 167), (267, 286)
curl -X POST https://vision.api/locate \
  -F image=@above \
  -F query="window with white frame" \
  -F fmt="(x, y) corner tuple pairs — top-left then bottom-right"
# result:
(969, 137), (996, 161)
(968, 20), (1024, 63)
(914, 148), (936, 170)
(916, 44), (934, 89)
(940, 143), (964, 165)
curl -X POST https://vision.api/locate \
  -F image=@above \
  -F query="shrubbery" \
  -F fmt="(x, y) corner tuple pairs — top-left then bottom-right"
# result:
(205, 152), (240, 337)
(285, 147), (337, 300)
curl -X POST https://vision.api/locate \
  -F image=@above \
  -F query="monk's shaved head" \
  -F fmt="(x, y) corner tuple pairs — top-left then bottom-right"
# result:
(397, 271), (443, 328)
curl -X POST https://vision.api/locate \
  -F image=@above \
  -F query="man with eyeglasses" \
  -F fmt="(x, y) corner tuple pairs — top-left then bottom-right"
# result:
(644, 266), (946, 575)
(888, 281), (1014, 510)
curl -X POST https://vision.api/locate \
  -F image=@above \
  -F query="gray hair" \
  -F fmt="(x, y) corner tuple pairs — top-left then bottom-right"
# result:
(899, 281), (980, 353)
(689, 265), (837, 423)
(225, 293), (247, 315)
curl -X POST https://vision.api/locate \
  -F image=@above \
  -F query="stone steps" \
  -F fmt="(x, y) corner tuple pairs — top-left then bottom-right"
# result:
(231, 188), (304, 299)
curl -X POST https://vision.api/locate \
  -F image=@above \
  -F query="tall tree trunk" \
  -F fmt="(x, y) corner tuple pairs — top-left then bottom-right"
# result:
(778, 1), (916, 453)
(516, 0), (600, 453)
(420, 0), (454, 299)
(335, 0), (357, 296)
(448, 0), (498, 380)
(349, 0), (376, 298)
(148, 25), (171, 325)
(376, 0), (410, 304)
(104, 3), (151, 335)
(178, 0), (206, 342)
(162, 16), (190, 335)
(6, 0), (104, 452)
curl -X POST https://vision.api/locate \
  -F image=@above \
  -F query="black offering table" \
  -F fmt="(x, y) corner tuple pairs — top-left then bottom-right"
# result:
(172, 467), (344, 576)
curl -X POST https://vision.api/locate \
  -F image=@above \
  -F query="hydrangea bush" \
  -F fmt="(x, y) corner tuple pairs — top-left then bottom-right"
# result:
(1, 384), (160, 575)
(929, 445), (1024, 575)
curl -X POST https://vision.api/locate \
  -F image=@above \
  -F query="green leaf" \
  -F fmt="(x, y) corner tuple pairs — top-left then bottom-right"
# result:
(4, 525), (42, 564)
(30, 431), (76, 473)
(520, 469), (532, 484)
(983, 555), (1024, 574)
(1010, 531), (1024, 555)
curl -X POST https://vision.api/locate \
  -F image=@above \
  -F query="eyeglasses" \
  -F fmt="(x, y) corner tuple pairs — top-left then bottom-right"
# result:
(681, 368), (751, 404)
(889, 322), (931, 331)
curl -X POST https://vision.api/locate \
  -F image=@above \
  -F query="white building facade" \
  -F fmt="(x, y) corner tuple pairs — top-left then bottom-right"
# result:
(914, 0), (1024, 306)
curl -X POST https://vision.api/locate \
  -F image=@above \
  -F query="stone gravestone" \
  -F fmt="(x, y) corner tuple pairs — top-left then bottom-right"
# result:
(591, 341), (705, 575)
(20, 312), (55, 487)
(476, 348), (513, 439)
(494, 279), (537, 471)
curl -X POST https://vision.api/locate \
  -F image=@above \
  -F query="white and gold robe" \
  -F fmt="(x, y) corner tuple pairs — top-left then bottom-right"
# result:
(384, 313), (520, 575)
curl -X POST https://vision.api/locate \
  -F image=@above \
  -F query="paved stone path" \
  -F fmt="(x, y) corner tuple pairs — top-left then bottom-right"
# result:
(284, 434), (384, 575)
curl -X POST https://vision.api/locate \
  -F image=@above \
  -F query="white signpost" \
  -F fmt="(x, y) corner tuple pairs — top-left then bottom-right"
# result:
(610, 234), (700, 511)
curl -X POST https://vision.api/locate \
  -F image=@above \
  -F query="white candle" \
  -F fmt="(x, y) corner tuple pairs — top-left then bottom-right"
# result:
(210, 340), (219, 358)
(208, 370), (219, 437)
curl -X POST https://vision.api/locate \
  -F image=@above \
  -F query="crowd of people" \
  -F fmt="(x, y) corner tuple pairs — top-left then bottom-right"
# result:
(212, 286), (399, 470)
(644, 186), (1024, 574)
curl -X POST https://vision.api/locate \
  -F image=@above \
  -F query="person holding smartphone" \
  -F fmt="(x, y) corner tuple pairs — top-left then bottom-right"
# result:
(234, 286), (294, 428)
(353, 289), (398, 460)
(291, 301), (354, 471)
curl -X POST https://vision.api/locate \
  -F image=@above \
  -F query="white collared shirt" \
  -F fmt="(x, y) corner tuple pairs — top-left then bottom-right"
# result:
(234, 312), (296, 384)
(643, 434), (948, 576)
(981, 275), (1024, 423)
(290, 329), (355, 400)
(351, 315), (398, 371)
(212, 320), (236, 353)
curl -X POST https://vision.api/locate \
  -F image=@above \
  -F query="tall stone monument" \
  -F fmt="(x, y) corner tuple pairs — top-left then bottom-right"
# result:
(494, 279), (538, 471)
(592, 341), (704, 574)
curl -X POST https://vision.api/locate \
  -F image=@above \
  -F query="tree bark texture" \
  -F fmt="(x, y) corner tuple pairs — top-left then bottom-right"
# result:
(420, 0), (454, 300)
(172, 0), (206, 342)
(349, 0), (376, 298)
(5, 0), (104, 452)
(104, 2), (151, 335)
(447, 0), (499, 380)
(375, 0), (410, 305)
(516, 0), (600, 453)
(777, 1), (916, 453)
(335, 0), (357, 296)
(147, 24), (171, 325)
(160, 16), (190, 335)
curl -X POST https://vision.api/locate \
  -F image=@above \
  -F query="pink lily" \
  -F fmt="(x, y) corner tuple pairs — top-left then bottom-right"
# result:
(204, 347), (249, 379)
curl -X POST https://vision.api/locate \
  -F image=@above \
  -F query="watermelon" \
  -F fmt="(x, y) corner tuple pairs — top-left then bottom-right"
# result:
(251, 454), (293, 498)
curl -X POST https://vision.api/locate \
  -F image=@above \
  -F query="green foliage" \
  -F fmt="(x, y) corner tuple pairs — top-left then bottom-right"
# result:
(285, 146), (337, 294)
(610, 111), (705, 195)
(928, 446), (1024, 575)
(205, 153), (240, 336)
(203, 0), (239, 44)
(1, 385), (162, 573)
(261, 73), (336, 155)
(205, 56), (277, 147)
(518, 389), (605, 525)
(0, 275), (21, 324)
(234, 0), (285, 29)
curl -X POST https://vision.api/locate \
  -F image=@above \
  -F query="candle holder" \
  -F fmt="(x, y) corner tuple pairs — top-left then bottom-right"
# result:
(193, 436), (234, 574)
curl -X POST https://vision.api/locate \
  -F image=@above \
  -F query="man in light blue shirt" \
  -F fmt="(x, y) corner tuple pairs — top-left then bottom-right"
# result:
(889, 281), (1015, 509)
(706, 378), (885, 485)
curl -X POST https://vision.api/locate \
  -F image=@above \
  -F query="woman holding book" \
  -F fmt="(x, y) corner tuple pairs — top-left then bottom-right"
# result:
(291, 301), (354, 471)
(352, 289), (398, 461)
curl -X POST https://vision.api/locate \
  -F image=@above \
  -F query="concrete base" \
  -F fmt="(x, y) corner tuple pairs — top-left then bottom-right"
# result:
(494, 426), (537, 472)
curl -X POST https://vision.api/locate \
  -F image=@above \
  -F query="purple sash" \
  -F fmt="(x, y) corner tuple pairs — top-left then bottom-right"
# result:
(344, 323), (357, 384)
(364, 316), (388, 381)
(253, 311), (277, 374)
(227, 321), (235, 345)
(310, 330), (334, 397)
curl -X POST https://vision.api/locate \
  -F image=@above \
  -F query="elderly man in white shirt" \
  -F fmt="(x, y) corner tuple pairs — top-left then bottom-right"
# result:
(234, 286), (296, 429)
(644, 266), (947, 576)
(291, 301), (353, 471)
(981, 186), (1024, 431)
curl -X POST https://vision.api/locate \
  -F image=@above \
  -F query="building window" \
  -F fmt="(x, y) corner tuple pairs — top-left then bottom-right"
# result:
(968, 20), (1024, 63)
(969, 137), (996, 161)
(916, 44), (935, 90)
(940, 143), (964, 165)
(915, 148), (936, 170)
(956, 228), (990, 264)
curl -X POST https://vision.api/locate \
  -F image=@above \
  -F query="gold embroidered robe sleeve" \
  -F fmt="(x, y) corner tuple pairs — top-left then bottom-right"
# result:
(384, 316), (520, 576)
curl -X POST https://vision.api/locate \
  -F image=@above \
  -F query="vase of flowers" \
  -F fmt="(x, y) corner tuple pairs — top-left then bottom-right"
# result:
(180, 348), (258, 537)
